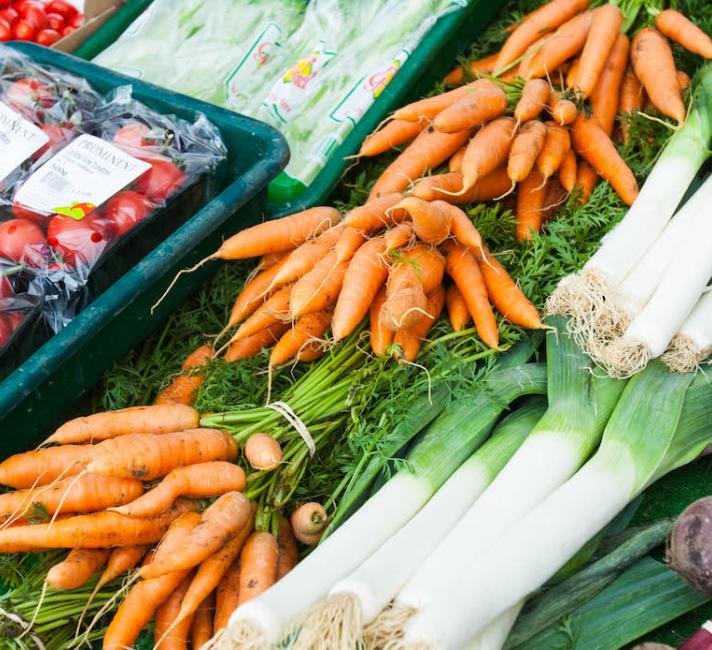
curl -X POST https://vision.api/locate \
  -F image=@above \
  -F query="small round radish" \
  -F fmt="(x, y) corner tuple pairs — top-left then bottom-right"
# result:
(47, 214), (109, 268)
(0, 219), (46, 265)
(244, 433), (282, 471)
(290, 502), (328, 545)
(134, 159), (187, 203)
(103, 191), (151, 236)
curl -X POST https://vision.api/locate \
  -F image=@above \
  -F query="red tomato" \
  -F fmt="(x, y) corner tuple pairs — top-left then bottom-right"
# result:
(0, 8), (18, 23)
(60, 24), (73, 37)
(113, 123), (150, 150)
(68, 11), (82, 28)
(0, 276), (13, 298)
(19, 5), (46, 29)
(4, 311), (24, 332)
(36, 27), (60, 46)
(12, 19), (36, 41)
(3, 78), (55, 118)
(44, 0), (76, 19)
(0, 17), (10, 40)
(13, 1), (44, 13)
(0, 219), (46, 265)
(11, 203), (45, 225)
(47, 214), (108, 268)
(34, 122), (73, 158)
(44, 11), (63, 31)
(0, 0), (10, 8)
(0, 315), (12, 348)
(134, 160), (187, 203)
(103, 191), (151, 236)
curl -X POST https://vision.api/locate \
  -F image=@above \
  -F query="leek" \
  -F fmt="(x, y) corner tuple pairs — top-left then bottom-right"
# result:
(223, 363), (546, 647)
(663, 288), (712, 373)
(403, 363), (712, 648)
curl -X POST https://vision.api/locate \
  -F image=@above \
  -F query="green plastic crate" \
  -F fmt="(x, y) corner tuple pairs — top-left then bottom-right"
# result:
(0, 43), (289, 452)
(74, 0), (510, 216)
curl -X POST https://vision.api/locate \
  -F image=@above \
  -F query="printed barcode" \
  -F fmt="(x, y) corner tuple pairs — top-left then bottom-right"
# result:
(43, 171), (70, 193)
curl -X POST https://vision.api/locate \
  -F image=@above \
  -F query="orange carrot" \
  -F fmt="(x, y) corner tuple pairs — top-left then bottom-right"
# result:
(437, 201), (484, 254)
(244, 433), (282, 471)
(461, 117), (516, 191)
(370, 287), (394, 356)
(98, 545), (149, 589)
(214, 207), (340, 260)
(269, 228), (342, 290)
(394, 80), (485, 121)
(47, 403), (200, 445)
(140, 492), (253, 580)
(474, 249), (543, 329)
(342, 193), (407, 231)
(526, 12), (594, 80)
(442, 242), (498, 348)
(214, 560), (240, 632)
(369, 128), (471, 198)
(276, 517), (298, 579)
(656, 9), (712, 59)
(678, 69), (692, 93)
(397, 197), (453, 244)
(566, 56), (581, 88)
(619, 64), (645, 144)
(289, 253), (346, 318)
(514, 79), (551, 124)
(156, 344), (212, 407)
(113, 462), (246, 518)
(86, 429), (238, 481)
(508, 120), (548, 183)
(0, 473), (144, 520)
(359, 119), (426, 157)
(631, 28), (685, 124)
(543, 178), (569, 221)
(155, 575), (194, 650)
(334, 227), (366, 263)
(574, 4), (623, 98)
(410, 168), (512, 204)
(572, 113), (639, 205)
(46, 548), (110, 590)
(258, 251), (288, 271)
(558, 148), (578, 193)
(225, 257), (289, 328)
(496, 0), (591, 71)
(433, 80), (509, 133)
(0, 445), (93, 489)
(449, 146), (466, 172)
(238, 531), (279, 606)
(548, 94), (578, 125)
(575, 160), (599, 203)
(446, 285), (472, 331)
(270, 311), (332, 366)
(590, 32), (630, 135)
(537, 121), (571, 180)
(518, 34), (554, 80)
(383, 245), (446, 331)
(190, 594), (214, 650)
(224, 323), (290, 363)
(230, 284), (292, 342)
(443, 53), (501, 86)
(394, 286), (446, 362)
(516, 169), (549, 240)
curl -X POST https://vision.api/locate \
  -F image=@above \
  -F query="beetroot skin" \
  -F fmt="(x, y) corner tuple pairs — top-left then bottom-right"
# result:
(670, 496), (712, 595)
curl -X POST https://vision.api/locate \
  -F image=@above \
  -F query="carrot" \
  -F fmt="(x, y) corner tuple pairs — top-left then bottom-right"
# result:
(575, 160), (599, 203)
(548, 94), (578, 125)
(526, 12), (594, 80)
(156, 344), (213, 407)
(656, 9), (712, 59)
(516, 169), (549, 240)
(590, 32), (630, 135)
(47, 403), (200, 446)
(383, 245), (446, 331)
(475, 248), (543, 329)
(276, 517), (298, 579)
(0, 500), (194, 553)
(290, 502), (328, 543)
(113, 462), (246, 519)
(341, 193), (407, 231)
(289, 253), (346, 318)
(543, 178), (569, 222)
(394, 80), (485, 121)
(449, 146), (466, 172)
(442, 242), (498, 348)
(410, 167), (512, 204)
(444, 66), (465, 87)
(230, 284), (292, 342)
(155, 575), (194, 650)
(514, 79), (551, 125)
(678, 69), (692, 93)
(46, 548), (110, 590)
(437, 201), (484, 254)
(508, 120), (548, 183)
(518, 34), (554, 80)
(297, 344), (325, 364)
(214, 559), (240, 632)
(443, 53), (501, 87)
(97, 545), (149, 589)
(0, 444), (93, 489)
(140, 492), (253, 580)
(174, 518), (254, 628)
(190, 594), (214, 650)
(359, 119), (426, 156)
(573, 4), (623, 98)
(397, 197), (453, 245)
(558, 148), (578, 193)
(237, 531), (279, 606)
(270, 311), (332, 366)
(244, 433), (282, 471)
(461, 117), (516, 191)
(496, 0), (591, 71)
(631, 28), (685, 125)
(213, 207), (340, 261)
(446, 284), (472, 331)
(433, 80), (509, 133)
(566, 56), (581, 88)
(0, 473), (144, 520)
(86, 429), (238, 481)
(619, 64), (645, 144)
(224, 323), (290, 363)
(334, 227), (366, 263)
(370, 287), (394, 356)
(369, 127), (471, 198)
(394, 286), (446, 362)
(572, 113), (639, 205)
(258, 251), (288, 271)
(537, 121), (571, 180)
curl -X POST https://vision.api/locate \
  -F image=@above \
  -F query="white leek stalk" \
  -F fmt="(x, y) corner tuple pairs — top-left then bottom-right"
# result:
(403, 362), (712, 649)
(464, 604), (524, 650)
(662, 288), (712, 373)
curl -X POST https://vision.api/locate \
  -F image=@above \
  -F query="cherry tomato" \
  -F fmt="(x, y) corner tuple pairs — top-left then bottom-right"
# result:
(13, 1), (44, 13)
(0, 17), (11, 40)
(11, 203), (45, 225)
(3, 78), (55, 117)
(36, 27), (60, 46)
(47, 214), (108, 268)
(19, 5), (46, 29)
(113, 123), (151, 150)
(68, 11), (82, 28)
(60, 24), (73, 37)
(45, 11), (63, 31)
(44, 1), (76, 19)
(0, 275), (13, 298)
(4, 311), (24, 337)
(0, 219), (46, 265)
(0, 8), (18, 23)
(12, 19), (36, 41)
(103, 191), (151, 236)
(0, 0), (10, 8)
(134, 160), (187, 203)
(34, 123), (73, 159)
(0, 315), (12, 349)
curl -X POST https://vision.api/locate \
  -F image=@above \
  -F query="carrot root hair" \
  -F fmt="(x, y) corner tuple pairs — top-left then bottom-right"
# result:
(362, 602), (417, 650)
(19, 581), (48, 639)
(151, 254), (217, 315)
(494, 180), (517, 200)
(637, 110), (680, 131)
(47, 469), (87, 529)
(285, 593), (362, 650)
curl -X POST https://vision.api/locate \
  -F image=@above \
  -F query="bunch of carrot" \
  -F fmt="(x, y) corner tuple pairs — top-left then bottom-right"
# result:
(0, 403), (327, 650)
(361, 1), (711, 242)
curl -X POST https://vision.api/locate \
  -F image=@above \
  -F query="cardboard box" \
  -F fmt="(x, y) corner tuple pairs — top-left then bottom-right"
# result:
(53, 0), (126, 53)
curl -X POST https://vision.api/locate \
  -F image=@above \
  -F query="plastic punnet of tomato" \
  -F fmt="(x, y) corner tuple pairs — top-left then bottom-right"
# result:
(0, 1), (84, 45)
